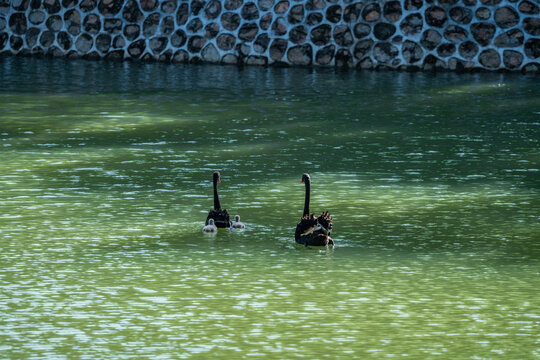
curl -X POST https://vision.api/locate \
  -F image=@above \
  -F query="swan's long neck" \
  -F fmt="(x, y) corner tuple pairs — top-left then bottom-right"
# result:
(213, 178), (221, 210)
(303, 180), (310, 217)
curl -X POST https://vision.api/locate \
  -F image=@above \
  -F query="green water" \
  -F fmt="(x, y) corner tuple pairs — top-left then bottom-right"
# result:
(0, 57), (539, 359)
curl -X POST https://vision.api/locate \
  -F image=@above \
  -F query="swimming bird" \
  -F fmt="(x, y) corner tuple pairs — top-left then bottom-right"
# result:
(203, 218), (218, 232)
(295, 173), (334, 247)
(231, 215), (245, 229)
(205, 171), (232, 228)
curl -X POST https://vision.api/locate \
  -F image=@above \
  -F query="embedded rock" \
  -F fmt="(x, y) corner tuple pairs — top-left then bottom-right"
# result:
(471, 22), (496, 46)
(421, 29), (442, 50)
(402, 40), (423, 63)
(362, 3), (380, 22)
(311, 24), (331, 46)
(287, 44), (312, 65)
(217, 33), (235, 50)
(425, 6), (447, 27)
(288, 4), (304, 24)
(75, 33), (93, 53)
(290, 25), (307, 44)
(242, 2), (259, 21)
(400, 13), (423, 35)
(478, 49), (500, 68)
(494, 29), (524, 48)
(354, 23), (371, 39)
(494, 6), (520, 28)
(459, 40), (479, 59)
(270, 39), (287, 60)
(354, 39), (373, 59)
(383, 1), (402, 22)
(373, 42), (398, 64)
(374, 23), (396, 41)
(449, 7), (472, 24)
(315, 44), (335, 65)
(201, 43), (219, 62)
(503, 50), (523, 69)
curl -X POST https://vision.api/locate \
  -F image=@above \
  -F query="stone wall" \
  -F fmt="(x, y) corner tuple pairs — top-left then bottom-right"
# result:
(1, 0), (539, 73)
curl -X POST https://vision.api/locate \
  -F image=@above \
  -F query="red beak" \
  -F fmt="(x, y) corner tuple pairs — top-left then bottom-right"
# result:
(300, 180), (304, 183)
(218, 179), (221, 183)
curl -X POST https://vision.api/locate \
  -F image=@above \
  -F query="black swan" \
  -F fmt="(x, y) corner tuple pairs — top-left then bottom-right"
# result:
(203, 218), (217, 232)
(231, 215), (245, 229)
(205, 171), (232, 228)
(295, 173), (334, 247)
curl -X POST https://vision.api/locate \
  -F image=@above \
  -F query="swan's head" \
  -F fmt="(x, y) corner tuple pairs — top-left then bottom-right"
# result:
(301, 173), (311, 184)
(234, 215), (240, 222)
(208, 219), (215, 225)
(213, 171), (221, 183)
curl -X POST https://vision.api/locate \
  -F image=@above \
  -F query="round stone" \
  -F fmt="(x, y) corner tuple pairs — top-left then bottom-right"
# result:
(83, 14), (101, 34)
(373, 22), (396, 41)
(96, 33), (111, 53)
(420, 29), (442, 50)
(124, 24), (140, 41)
(221, 12), (240, 31)
(290, 25), (307, 44)
(449, 6), (472, 24)
(238, 23), (258, 41)
(353, 23), (371, 38)
(75, 33), (93, 53)
(254, 33), (270, 53)
(315, 44), (335, 65)
(353, 39), (373, 59)
(524, 38), (540, 59)
(523, 17), (540, 36)
(475, 7), (491, 21)
(458, 40), (479, 59)
(269, 38), (288, 60)
(217, 33), (236, 50)
(478, 49), (501, 68)
(288, 4), (304, 24)
(443, 25), (468, 43)
(9, 13), (27, 35)
(384, 1), (402, 22)
(171, 29), (187, 47)
(310, 24), (331, 46)
(400, 13), (423, 35)
(241, 2), (259, 20)
(402, 40), (423, 63)
(287, 44), (312, 66)
(334, 25), (353, 46)
(98, 0), (123, 15)
(425, 6), (447, 27)
(29, 10), (46, 25)
(326, 5), (342, 23)
(471, 22), (496, 46)
(362, 3), (380, 22)
(437, 43), (456, 57)
(205, 0), (221, 19)
(46, 15), (63, 32)
(373, 42), (398, 63)
(201, 43), (219, 62)
(494, 6), (520, 28)
(502, 49), (523, 69)
(494, 29), (524, 47)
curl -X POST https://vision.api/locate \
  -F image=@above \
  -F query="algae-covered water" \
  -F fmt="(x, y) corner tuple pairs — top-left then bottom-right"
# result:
(0, 57), (539, 359)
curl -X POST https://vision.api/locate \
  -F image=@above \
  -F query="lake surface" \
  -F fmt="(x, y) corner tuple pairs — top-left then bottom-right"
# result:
(0, 57), (539, 359)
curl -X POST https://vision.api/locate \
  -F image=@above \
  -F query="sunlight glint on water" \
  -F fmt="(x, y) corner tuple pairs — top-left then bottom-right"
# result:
(0, 57), (539, 359)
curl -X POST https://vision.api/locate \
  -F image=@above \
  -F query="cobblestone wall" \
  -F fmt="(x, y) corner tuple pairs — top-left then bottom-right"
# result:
(1, 0), (539, 72)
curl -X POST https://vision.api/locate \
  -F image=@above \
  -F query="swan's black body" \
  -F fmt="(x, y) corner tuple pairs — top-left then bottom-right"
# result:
(295, 174), (334, 247)
(206, 171), (231, 228)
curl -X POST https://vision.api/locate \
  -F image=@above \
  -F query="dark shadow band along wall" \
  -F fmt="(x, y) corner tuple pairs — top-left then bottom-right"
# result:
(1, 0), (539, 73)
